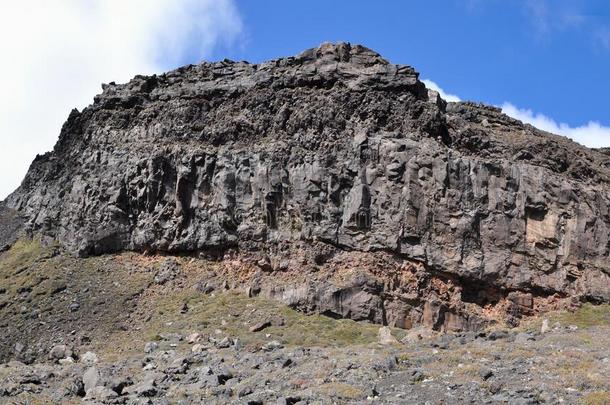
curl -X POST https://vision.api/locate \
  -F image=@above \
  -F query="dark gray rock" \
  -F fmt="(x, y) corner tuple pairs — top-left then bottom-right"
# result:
(249, 320), (271, 332)
(0, 204), (24, 251)
(515, 332), (536, 344)
(48, 344), (71, 361)
(154, 258), (180, 284)
(479, 367), (494, 380)
(144, 341), (158, 354)
(123, 377), (157, 397)
(4, 42), (610, 331)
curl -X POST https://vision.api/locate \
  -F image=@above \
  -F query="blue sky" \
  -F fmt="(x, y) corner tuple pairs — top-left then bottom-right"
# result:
(1, 0), (609, 199)
(211, 0), (609, 129)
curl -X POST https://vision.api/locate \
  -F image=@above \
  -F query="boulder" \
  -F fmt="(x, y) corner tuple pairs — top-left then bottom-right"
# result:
(82, 366), (100, 394)
(80, 351), (98, 366)
(378, 327), (399, 345)
(48, 345), (72, 362)
(249, 321), (272, 333)
(85, 386), (118, 401)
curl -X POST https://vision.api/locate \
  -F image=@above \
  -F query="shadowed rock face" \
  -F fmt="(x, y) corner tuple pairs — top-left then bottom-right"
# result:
(4, 42), (610, 330)
(0, 204), (23, 252)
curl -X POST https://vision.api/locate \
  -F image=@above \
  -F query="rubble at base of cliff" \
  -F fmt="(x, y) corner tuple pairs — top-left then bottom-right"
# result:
(3, 319), (609, 404)
(0, 242), (609, 404)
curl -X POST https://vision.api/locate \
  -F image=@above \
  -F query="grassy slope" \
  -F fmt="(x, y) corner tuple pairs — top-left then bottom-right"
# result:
(1, 239), (610, 403)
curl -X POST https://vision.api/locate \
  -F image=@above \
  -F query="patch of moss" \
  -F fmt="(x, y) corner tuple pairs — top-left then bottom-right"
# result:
(277, 308), (380, 347)
(315, 382), (364, 400)
(0, 239), (52, 295)
(581, 391), (610, 405)
(520, 303), (610, 332)
(0, 239), (46, 275)
(167, 291), (379, 347)
(550, 304), (610, 329)
(99, 289), (385, 361)
(397, 353), (410, 363)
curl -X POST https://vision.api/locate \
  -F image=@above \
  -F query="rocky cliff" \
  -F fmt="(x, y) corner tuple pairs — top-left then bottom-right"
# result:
(4, 42), (610, 331)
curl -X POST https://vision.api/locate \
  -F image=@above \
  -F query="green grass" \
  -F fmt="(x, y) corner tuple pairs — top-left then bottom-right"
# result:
(520, 303), (610, 332)
(0, 239), (51, 295)
(276, 304), (381, 347)
(548, 304), (610, 328)
(98, 288), (386, 361)
(0, 239), (46, 274)
(150, 290), (381, 347)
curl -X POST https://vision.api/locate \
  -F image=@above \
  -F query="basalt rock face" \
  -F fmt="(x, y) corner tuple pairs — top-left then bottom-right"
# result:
(4, 42), (610, 331)
(0, 204), (24, 252)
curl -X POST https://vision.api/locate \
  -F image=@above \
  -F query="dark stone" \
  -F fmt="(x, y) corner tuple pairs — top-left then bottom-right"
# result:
(409, 369), (425, 383)
(249, 321), (272, 333)
(4, 42), (610, 332)
(479, 368), (494, 380)
(488, 330), (509, 341)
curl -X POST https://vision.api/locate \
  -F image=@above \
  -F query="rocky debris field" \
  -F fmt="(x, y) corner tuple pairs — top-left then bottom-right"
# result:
(3, 316), (610, 405)
(1, 240), (609, 404)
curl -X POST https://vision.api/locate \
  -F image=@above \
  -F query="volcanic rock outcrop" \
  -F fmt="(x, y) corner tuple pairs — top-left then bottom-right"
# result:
(4, 42), (610, 331)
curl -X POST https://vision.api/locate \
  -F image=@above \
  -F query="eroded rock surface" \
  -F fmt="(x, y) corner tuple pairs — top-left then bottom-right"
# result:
(4, 42), (610, 330)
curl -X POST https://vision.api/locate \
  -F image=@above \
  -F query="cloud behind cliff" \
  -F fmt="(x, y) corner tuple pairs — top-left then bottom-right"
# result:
(501, 103), (610, 148)
(0, 0), (242, 200)
(421, 80), (461, 103)
(423, 80), (610, 149)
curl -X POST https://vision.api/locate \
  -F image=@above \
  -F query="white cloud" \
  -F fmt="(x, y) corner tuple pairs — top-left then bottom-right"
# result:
(524, 0), (550, 36)
(0, 1), (242, 200)
(501, 103), (610, 148)
(523, 0), (585, 38)
(423, 80), (610, 149)
(422, 79), (461, 103)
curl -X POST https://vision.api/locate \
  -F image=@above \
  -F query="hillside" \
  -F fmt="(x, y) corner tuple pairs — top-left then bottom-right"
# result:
(1, 42), (609, 403)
